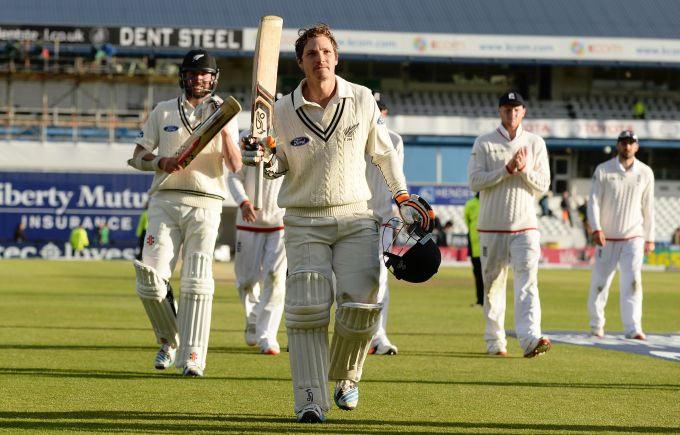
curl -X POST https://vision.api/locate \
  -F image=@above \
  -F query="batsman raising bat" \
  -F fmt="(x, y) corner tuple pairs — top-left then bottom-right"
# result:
(242, 24), (435, 423)
(127, 49), (241, 377)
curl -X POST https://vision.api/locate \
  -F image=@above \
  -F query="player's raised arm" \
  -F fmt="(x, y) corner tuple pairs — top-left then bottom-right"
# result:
(517, 139), (550, 194)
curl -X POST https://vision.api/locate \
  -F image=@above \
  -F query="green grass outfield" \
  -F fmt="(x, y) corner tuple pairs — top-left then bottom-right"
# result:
(0, 260), (679, 434)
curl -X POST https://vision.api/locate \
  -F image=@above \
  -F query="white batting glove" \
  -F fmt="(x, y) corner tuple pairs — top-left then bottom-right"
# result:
(394, 192), (435, 233)
(241, 136), (276, 166)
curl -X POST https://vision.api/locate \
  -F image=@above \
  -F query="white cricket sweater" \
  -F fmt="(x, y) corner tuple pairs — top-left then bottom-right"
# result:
(468, 125), (550, 232)
(227, 162), (285, 230)
(265, 76), (407, 218)
(587, 157), (655, 241)
(136, 95), (239, 210)
(366, 129), (404, 222)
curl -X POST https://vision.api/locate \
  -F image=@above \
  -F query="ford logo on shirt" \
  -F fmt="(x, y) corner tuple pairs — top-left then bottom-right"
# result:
(163, 125), (179, 132)
(290, 136), (309, 147)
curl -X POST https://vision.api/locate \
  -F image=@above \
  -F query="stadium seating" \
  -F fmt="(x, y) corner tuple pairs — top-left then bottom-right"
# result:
(381, 90), (680, 120)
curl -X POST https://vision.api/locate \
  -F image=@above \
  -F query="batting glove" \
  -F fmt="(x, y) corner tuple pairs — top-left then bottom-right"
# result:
(394, 192), (436, 233)
(241, 136), (276, 166)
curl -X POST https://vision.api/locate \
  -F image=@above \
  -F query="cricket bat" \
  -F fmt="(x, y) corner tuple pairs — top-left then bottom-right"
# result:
(147, 95), (241, 195)
(250, 15), (283, 210)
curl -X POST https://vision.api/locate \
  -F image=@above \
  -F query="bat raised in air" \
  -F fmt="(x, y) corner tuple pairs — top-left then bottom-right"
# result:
(250, 15), (283, 210)
(147, 95), (241, 195)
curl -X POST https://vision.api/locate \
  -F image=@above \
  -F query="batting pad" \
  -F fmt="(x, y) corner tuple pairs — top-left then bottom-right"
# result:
(285, 272), (333, 413)
(134, 260), (178, 346)
(329, 302), (382, 382)
(176, 252), (215, 370)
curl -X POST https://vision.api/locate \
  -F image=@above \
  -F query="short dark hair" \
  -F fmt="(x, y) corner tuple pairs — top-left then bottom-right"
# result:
(295, 23), (338, 62)
(377, 101), (388, 112)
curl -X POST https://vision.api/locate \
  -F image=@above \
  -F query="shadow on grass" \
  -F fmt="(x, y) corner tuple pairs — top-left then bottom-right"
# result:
(0, 367), (289, 381)
(0, 324), (247, 334)
(1, 367), (678, 393)
(0, 411), (676, 433)
(0, 344), (257, 355)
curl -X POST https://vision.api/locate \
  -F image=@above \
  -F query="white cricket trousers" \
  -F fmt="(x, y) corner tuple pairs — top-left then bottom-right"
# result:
(283, 214), (380, 304)
(143, 197), (221, 279)
(480, 230), (543, 354)
(234, 229), (287, 344)
(587, 238), (644, 336)
(373, 224), (394, 344)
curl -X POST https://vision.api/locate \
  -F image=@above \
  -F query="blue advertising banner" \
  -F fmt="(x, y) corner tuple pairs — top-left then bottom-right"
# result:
(0, 171), (152, 243)
(408, 184), (473, 205)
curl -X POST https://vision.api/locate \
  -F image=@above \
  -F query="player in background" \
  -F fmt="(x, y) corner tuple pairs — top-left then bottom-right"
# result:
(467, 91), (552, 358)
(227, 130), (286, 355)
(127, 49), (241, 376)
(242, 24), (432, 423)
(587, 130), (655, 340)
(366, 100), (402, 356)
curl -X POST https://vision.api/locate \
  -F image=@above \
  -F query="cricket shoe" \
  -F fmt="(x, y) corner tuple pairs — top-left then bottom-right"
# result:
(487, 342), (507, 357)
(524, 337), (551, 358)
(334, 379), (359, 411)
(296, 403), (326, 423)
(244, 323), (257, 347)
(154, 344), (176, 370)
(590, 328), (604, 338)
(625, 332), (646, 340)
(259, 339), (281, 356)
(369, 340), (398, 355)
(182, 363), (204, 377)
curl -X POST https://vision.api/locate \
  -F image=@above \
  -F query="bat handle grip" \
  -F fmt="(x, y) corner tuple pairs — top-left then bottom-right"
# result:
(254, 161), (264, 210)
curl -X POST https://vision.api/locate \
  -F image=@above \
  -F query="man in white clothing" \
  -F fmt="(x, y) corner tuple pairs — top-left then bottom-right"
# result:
(587, 130), (655, 340)
(127, 49), (241, 377)
(242, 24), (434, 423)
(467, 91), (552, 358)
(366, 101), (402, 356)
(227, 130), (286, 355)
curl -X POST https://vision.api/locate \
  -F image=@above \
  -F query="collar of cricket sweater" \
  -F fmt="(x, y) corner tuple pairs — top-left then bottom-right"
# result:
(496, 123), (524, 141)
(292, 75), (354, 110)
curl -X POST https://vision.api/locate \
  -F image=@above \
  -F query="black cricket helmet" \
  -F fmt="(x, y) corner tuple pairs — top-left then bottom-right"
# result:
(383, 218), (441, 283)
(179, 49), (219, 97)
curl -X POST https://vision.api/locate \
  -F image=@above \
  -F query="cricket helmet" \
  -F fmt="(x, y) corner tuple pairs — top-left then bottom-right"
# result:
(382, 219), (441, 283)
(179, 49), (219, 97)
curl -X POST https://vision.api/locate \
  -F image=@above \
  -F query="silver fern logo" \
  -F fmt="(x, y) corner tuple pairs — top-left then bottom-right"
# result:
(344, 123), (359, 140)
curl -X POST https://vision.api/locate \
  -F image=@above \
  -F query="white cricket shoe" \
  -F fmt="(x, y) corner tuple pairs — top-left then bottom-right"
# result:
(590, 328), (605, 338)
(182, 363), (204, 377)
(334, 379), (359, 411)
(625, 332), (646, 340)
(244, 323), (257, 347)
(296, 403), (325, 423)
(259, 339), (281, 355)
(487, 341), (508, 357)
(369, 340), (398, 355)
(154, 344), (176, 370)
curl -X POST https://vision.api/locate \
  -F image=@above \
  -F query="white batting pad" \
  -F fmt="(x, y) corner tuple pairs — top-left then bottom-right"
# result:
(134, 260), (178, 346)
(176, 252), (215, 371)
(285, 272), (333, 413)
(329, 303), (382, 382)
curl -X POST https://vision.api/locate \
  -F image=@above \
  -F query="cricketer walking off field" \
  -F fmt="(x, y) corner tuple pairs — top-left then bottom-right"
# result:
(227, 130), (286, 355)
(468, 91), (552, 358)
(127, 49), (241, 377)
(241, 24), (433, 423)
(587, 130), (655, 340)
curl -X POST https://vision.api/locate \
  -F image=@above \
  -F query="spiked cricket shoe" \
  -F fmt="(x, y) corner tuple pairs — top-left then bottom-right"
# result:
(296, 404), (325, 423)
(524, 337), (551, 358)
(154, 344), (176, 370)
(334, 379), (359, 411)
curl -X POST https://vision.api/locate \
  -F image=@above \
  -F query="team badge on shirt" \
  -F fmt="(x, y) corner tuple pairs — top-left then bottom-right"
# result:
(344, 123), (359, 140)
(290, 136), (310, 147)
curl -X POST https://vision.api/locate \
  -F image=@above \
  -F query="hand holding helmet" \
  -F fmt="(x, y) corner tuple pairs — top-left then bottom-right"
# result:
(394, 192), (435, 233)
